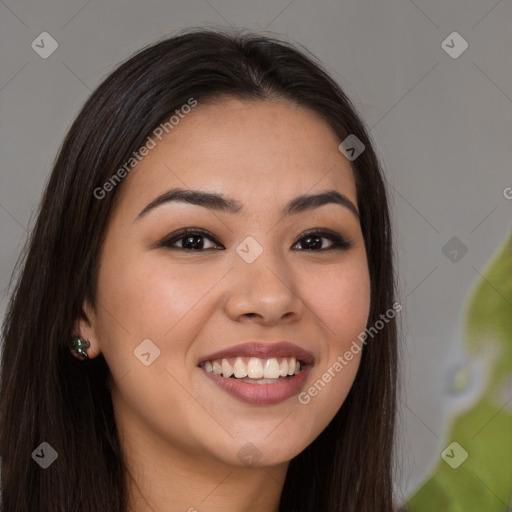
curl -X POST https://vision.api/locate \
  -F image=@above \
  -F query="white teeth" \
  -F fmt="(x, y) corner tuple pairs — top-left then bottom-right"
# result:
(237, 377), (282, 384)
(287, 357), (296, 375)
(221, 358), (234, 377)
(279, 359), (289, 377)
(233, 357), (248, 378)
(247, 357), (264, 379)
(263, 358), (281, 379)
(202, 356), (303, 379)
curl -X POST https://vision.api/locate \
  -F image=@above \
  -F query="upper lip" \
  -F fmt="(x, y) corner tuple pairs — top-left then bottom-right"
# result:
(198, 341), (315, 366)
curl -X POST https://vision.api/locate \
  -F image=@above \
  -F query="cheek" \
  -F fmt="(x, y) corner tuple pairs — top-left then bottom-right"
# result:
(96, 249), (227, 343)
(307, 256), (371, 345)
(288, 256), (369, 441)
(92, 251), (220, 445)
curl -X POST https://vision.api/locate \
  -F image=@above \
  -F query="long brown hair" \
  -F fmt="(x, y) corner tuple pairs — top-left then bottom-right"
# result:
(0, 28), (398, 511)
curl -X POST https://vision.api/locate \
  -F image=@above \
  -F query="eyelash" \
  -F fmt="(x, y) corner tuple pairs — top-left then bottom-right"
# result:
(159, 227), (353, 252)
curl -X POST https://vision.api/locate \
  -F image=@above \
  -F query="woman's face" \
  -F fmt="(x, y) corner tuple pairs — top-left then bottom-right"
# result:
(82, 98), (371, 468)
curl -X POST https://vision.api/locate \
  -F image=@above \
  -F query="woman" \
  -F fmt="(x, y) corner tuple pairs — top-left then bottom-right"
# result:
(0, 29), (399, 511)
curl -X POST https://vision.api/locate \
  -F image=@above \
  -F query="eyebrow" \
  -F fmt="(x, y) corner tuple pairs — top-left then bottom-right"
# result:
(136, 187), (360, 222)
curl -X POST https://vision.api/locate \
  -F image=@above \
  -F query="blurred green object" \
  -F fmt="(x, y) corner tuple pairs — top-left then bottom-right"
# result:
(406, 231), (512, 512)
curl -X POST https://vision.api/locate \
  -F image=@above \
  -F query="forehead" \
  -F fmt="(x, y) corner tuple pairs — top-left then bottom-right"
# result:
(116, 98), (357, 217)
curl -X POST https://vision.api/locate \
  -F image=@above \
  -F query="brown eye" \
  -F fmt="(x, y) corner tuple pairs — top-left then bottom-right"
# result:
(160, 228), (352, 252)
(161, 228), (222, 251)
(293, 229), (353, 251)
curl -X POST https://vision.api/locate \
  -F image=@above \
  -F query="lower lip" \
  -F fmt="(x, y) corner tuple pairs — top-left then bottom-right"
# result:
(200, 365), (312, 405)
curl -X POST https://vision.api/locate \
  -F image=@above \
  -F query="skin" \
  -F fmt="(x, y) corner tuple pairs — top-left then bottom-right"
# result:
(76, 98), (371, 512)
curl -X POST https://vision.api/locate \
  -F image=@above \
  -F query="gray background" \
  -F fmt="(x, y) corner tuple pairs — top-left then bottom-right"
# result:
(1, 0), (511, 506)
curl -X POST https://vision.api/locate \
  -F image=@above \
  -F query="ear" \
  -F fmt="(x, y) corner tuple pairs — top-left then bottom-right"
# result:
(72, 299), (102, 359)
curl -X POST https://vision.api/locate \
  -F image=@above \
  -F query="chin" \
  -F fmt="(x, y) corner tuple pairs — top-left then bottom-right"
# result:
(235, 435), (309, 468)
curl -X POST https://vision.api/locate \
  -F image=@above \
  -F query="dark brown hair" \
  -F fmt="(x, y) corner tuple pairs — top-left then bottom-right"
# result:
(0, 28), (398, 511)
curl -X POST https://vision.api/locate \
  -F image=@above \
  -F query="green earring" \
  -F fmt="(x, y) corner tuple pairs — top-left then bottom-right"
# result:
(70, 335), (90, 360)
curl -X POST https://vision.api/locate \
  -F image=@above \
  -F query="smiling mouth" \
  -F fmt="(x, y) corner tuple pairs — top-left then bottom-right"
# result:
(199, 356), (303, 384)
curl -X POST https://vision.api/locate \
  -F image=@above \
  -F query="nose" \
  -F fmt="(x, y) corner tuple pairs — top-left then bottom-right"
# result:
(223, 246), (304, 326)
